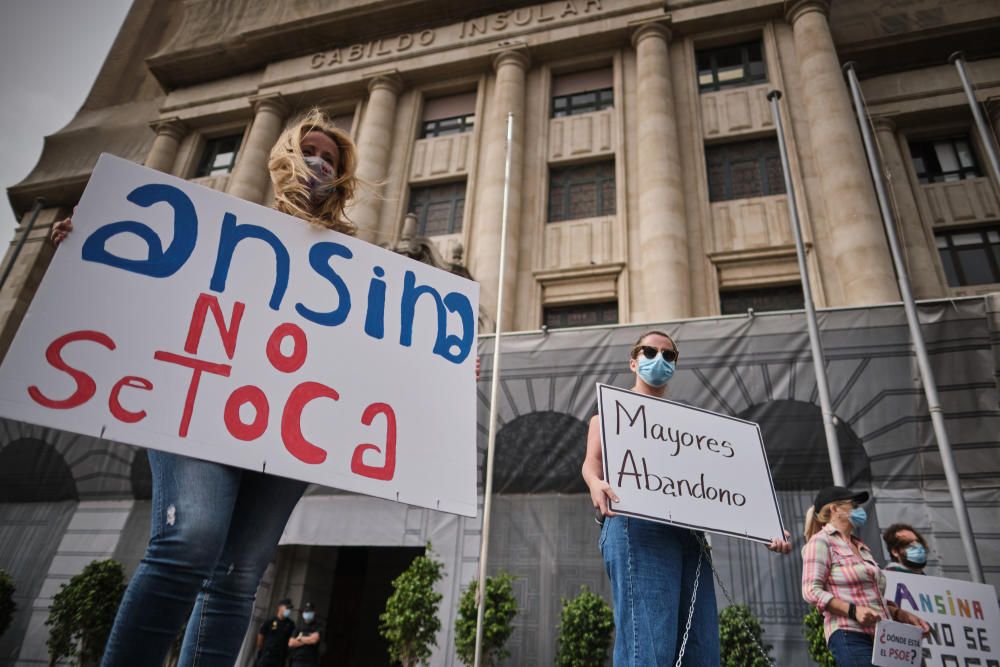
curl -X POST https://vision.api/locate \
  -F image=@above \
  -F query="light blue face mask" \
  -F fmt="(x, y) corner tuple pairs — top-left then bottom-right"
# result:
(904, 543), (927, 566)
(281, 608), (291, 619)
(637, 354), (676, 387)
(302, 611), (315, 623)
(848, 507), (867, 529)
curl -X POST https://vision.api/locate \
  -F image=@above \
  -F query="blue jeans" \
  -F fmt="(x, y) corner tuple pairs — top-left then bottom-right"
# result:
(600, 516), (719, 666)
(102, 451), (307, 667)
(828, 629), (876, 667)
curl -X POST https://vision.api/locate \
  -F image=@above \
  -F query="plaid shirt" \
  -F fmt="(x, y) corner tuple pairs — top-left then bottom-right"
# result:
(801, 523), (891, 639)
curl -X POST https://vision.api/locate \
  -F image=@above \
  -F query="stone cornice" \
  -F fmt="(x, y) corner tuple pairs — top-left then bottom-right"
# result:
(630, 20), (671, 48)
(784, 0), (830, 25)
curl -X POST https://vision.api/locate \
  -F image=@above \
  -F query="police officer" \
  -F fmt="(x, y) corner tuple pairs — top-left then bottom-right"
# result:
(288, 601), (321, 666)
(255, 598), (296, 667)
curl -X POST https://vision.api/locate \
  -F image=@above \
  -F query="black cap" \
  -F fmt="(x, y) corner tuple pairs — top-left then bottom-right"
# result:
(303, 602), (314, 612)
(278, 598), (294, 608)
(813, 486), (869, 514)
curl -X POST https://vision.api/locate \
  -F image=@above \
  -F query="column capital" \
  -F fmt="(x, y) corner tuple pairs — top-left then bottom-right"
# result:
(249, 93), (289, 117)
(871, 116), (897, 133)
(784, 0), (830, 24)
(492, 48), (530, 73)
(148, 117), (187, 141)
(630, 20), (671, 48)
(366, 72), (404, 96)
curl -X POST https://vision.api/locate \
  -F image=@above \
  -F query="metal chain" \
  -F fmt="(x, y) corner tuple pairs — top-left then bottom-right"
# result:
(695, 535), (775, 667)
(673, 548), (703, 667)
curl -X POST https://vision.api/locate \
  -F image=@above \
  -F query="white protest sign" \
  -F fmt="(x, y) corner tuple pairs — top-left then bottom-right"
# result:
(884, 571), (1000, 667)
(872, 620), (923, 666)
(0, 154), (479, 517)
(597, 384), (783, 543)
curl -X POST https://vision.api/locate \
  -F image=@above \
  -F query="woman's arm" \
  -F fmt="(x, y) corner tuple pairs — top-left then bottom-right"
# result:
(888, 601), (930, 634)
(582, 415), (618, 516)
(801, 535), (835, 612)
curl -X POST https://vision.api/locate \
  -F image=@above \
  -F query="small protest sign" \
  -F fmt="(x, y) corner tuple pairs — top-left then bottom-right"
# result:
(596, 383), (783, 543)
(872, 620), (922, 666)
(884, 571), (1000, 667)
(0, 154), (479, 516)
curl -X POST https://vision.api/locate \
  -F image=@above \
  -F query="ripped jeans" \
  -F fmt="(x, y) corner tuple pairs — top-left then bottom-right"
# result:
(102, 451), (307, 667)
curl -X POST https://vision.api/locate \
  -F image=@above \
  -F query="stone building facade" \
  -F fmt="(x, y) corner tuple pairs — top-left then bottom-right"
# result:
(2, 1), (1000, 665)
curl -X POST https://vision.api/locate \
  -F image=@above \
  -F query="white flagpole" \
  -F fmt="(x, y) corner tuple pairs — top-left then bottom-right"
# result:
(473, 111), (514, 667)
(766, 90), (846, 486)
(844, 62), (984, 583)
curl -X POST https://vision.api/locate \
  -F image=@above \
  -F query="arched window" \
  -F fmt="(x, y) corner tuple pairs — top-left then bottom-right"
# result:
(0, 438), (78, 502)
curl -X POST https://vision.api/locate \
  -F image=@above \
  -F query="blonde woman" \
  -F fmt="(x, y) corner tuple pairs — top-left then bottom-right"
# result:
(52, 110), (360, 667)
(801, 486), (929, 666)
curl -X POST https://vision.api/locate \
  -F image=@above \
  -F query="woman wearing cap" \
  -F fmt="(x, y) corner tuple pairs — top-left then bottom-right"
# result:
(882, 523), (930, 575)
(583, 329), (792, 666)
(53, 109), (359, 667)
(802, 486), (930, 666)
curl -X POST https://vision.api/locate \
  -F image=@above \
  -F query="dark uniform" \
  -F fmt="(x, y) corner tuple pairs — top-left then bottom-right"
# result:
(288, 619), (321, 666)
(255, 615), (295, 667)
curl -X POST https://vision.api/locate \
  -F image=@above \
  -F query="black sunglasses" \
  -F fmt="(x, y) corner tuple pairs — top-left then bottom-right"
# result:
(635, 345), (678, 362)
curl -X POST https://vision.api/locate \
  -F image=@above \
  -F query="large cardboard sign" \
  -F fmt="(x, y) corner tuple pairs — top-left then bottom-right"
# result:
(597, 384), (783, 543)
(872, 620), (923, 667)
(884, 571), (1000, 667)
(0, 154), (479, 517)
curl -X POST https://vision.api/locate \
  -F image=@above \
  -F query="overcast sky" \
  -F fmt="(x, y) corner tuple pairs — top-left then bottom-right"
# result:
(0, 0), (133, 247)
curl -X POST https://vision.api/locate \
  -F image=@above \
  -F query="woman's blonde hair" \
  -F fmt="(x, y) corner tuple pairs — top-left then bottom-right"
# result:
(268, 108), (358, 235)
(803, 502), (839, 541)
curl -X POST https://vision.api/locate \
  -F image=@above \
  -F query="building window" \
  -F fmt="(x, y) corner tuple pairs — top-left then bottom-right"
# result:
(909, 137), (981, 184)
(420, 92), (476, 138)
(549, 161), (616, 222)
(706, 138), (785, 202)
(720, 285), (804, 315)
(544, 301), (618, 329)
(935, 226), (1000, 286)
(194, 134), (242, 177)
(697, 40), (767, 92)
(409, 181), (466, 236)
(552, 67), (614, 117)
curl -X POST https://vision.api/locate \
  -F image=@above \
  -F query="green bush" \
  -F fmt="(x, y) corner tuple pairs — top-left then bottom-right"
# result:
(379, 545), (445, 667)
(803, 606), (836, 666)
(45, 559), (126, 667)
(454, 572), (517, 667)
(718, 604), (773, 667)
(0, 569), (15, 639)
(555, 585), (614, 667)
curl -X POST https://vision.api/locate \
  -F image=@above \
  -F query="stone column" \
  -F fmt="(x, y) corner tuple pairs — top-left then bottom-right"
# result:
(631, 23), (691, 320)
(145, 118), (187, 174)
(348, 74), (404, 243)
(227, 94), (289, 204)
(872, 117), (941, 298)
(471, 49), (529, 331)
(786, 0), (898, 305)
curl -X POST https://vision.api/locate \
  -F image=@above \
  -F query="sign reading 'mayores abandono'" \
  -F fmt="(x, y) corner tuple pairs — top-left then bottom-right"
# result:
(598, 384), (784, 543)
(0, 154), (479, 517)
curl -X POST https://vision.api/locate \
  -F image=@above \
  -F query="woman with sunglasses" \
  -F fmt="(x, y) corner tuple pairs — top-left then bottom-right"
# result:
(802, 487), (929, 666)
(582, 329), (792, 666)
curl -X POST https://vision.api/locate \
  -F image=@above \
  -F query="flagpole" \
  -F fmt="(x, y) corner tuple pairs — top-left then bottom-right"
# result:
(949, 52), (1000, 188)
(844, 62), (984, 583)
(473, 111), (514, 667)
(766, 90), (845, 487)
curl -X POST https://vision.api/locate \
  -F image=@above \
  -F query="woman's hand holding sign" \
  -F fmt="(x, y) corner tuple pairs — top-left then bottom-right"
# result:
(584, 413), (619, 517)
(51, 213), (74, 246)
